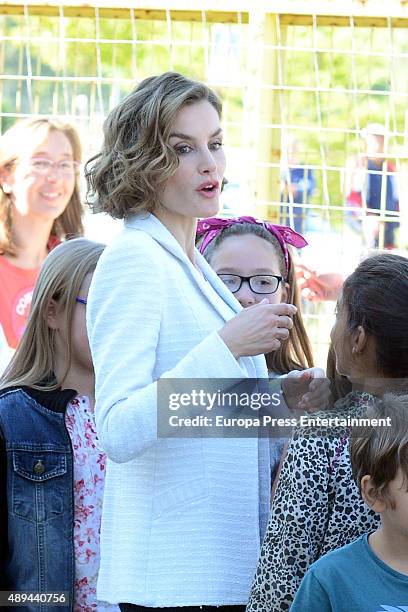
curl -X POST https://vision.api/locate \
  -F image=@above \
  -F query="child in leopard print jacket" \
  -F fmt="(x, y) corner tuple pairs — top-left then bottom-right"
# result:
(247, 252), (408, 612)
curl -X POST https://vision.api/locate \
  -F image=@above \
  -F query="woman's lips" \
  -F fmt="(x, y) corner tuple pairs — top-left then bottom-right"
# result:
(196, 181), (220, 198)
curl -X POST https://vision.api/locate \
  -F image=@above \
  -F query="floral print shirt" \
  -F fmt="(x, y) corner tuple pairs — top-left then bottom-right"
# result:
(65, 395), (118, 612)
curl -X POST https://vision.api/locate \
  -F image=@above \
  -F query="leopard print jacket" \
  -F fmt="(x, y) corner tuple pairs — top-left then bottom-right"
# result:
(246, 391), (380, 612)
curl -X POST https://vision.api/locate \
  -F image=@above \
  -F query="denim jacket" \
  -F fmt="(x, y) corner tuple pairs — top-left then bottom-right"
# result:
(0, 386), (77, 612)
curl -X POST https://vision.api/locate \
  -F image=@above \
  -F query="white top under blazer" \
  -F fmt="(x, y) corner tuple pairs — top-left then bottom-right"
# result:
(87, 213), (270, 607)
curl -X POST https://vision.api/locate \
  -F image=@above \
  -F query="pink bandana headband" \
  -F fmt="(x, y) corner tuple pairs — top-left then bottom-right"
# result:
(196, 215), (308, 276)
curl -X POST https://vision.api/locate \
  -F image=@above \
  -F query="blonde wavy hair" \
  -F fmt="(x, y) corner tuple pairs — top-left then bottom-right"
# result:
(85, 71), (222, 219)
(0, 238), (104, 391)
(0, 117), (84, 256)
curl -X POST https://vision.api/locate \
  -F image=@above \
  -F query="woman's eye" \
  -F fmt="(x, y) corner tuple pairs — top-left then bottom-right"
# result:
(59, 161), (73, 170)
(210, 141), (223, 151)
(32, 161), (49, 170)
(176, 145), (192, 155)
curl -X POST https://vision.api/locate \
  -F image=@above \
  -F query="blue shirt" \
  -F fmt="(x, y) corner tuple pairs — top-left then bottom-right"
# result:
(290, 533), (408, 612)
(367, 159), (399, 212)
(287, 166), (315, 203)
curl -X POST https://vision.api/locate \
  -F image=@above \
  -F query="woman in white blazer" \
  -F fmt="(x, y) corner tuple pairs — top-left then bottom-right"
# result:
(85, 72), (297, 612)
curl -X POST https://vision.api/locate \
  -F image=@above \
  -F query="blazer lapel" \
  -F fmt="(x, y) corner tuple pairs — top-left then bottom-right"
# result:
(194, 251), (242, 315)
(125, 213), (187, 264)
(125, 214), (241, 321)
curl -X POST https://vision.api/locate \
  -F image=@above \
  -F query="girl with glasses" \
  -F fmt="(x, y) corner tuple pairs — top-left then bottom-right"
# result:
(197, 216), (313, 378)
(0, 238), (119, 612)
(0, 118), (84, 360)
(197, 216), (329, 497)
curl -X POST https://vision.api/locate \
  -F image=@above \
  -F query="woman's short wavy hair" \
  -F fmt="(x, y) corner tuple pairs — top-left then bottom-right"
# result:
(85, 72), (222, 219)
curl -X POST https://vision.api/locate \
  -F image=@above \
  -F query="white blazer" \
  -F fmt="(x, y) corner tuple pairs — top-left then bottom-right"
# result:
(87, 213), (270, 607)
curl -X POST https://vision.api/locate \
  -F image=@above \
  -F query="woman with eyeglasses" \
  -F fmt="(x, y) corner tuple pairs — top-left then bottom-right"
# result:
(0, 117), (84, 359)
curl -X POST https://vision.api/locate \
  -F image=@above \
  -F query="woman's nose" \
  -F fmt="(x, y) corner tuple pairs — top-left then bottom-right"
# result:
(44, 168), (63, 182)
(198, 148), (217, 174)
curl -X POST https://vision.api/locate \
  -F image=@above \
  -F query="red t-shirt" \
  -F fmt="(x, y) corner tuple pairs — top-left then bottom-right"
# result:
(0, 256), (39, 349)
(0, 236), (61, 349)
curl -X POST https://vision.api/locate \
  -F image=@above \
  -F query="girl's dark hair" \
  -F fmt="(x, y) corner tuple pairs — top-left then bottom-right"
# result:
(199, 222), (314, 374)
(326, 342), (352, 402)
(342, 252), (408, 377)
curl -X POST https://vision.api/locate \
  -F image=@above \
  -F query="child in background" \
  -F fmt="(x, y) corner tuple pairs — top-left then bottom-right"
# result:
(290, 394), (408, 611)
(0, 238), (117, 612)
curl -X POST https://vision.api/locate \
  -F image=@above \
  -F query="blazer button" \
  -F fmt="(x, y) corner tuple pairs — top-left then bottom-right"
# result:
(33, 460), (45, 475)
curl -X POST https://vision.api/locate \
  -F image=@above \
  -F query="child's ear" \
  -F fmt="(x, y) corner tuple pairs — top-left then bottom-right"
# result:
(45, 299), (60, 330)
(353, 325), (368, 354)
(361, 475), (386, 513)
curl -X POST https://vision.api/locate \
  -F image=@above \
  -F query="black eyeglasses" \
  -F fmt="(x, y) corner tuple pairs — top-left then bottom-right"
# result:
(76, 297), (87, 305)
(218, 274), (283, 294)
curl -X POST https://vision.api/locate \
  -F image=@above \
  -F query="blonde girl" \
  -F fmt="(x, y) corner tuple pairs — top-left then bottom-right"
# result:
(0, 238), (117, 612)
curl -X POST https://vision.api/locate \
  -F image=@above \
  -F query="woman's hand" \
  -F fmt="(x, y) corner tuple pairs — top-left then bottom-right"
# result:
(218, 299), (297, 358)
(282, 367), (332, 413)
